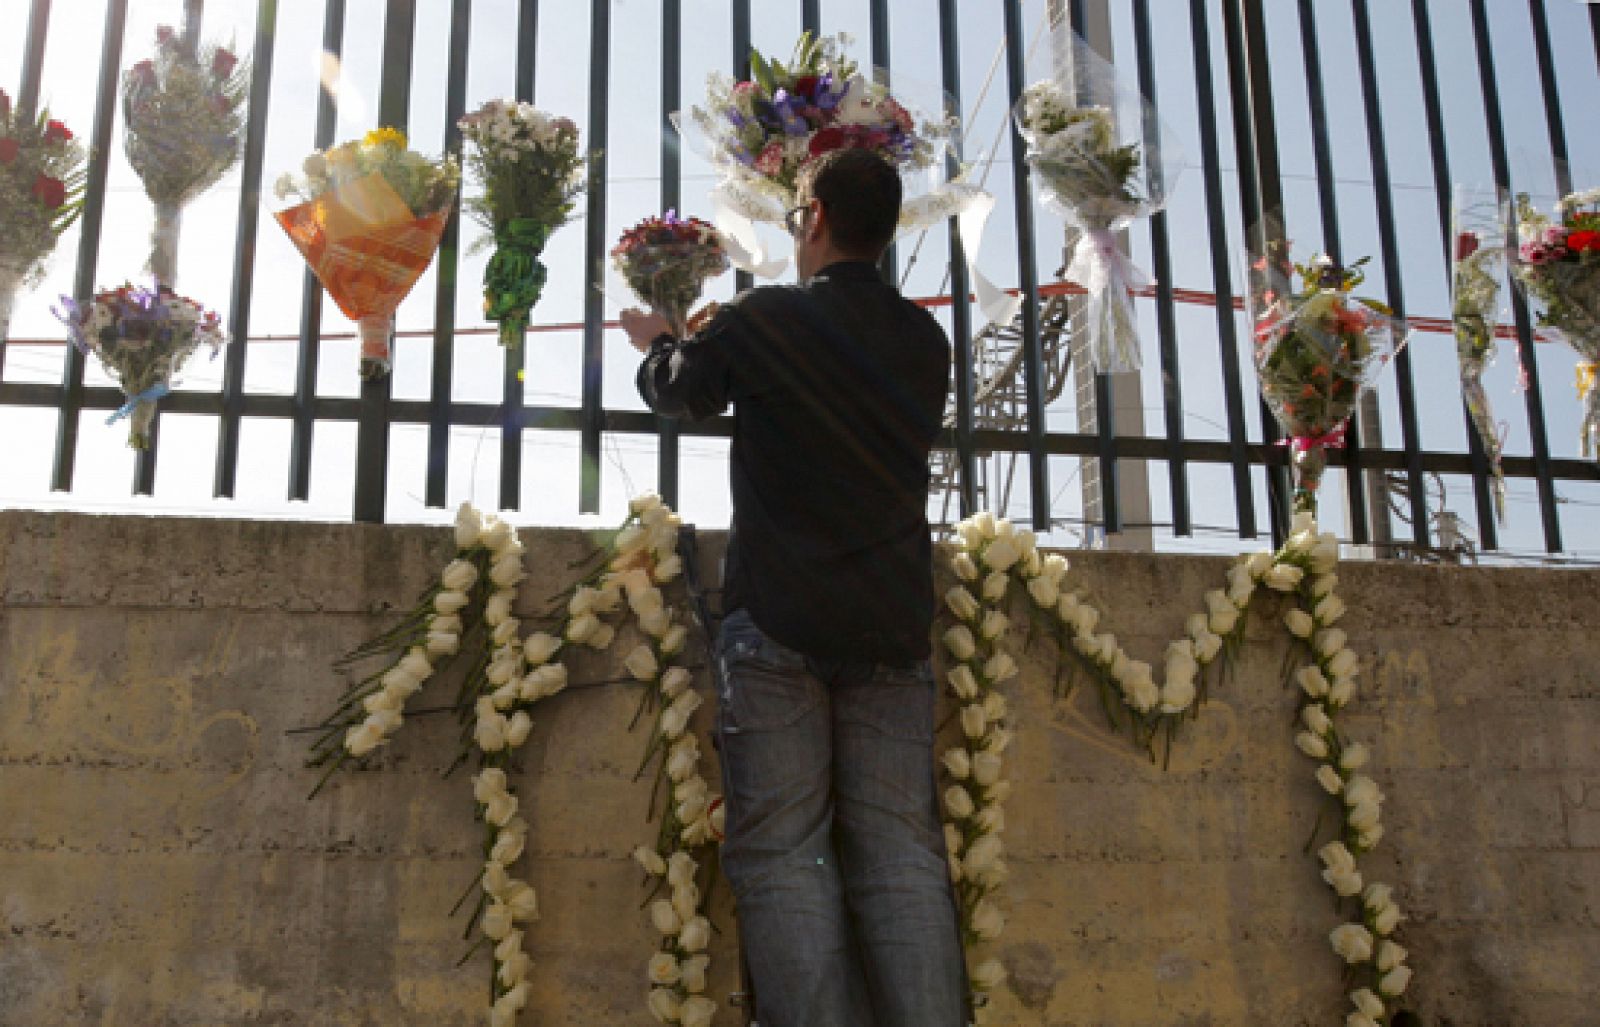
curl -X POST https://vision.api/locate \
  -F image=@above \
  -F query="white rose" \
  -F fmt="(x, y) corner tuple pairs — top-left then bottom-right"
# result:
(345, 721), (385, 756)
(1359, 822), (1385, 854)
(585, 622), (616, 650)
(946, 586), (980, 621)
(363, 687), (404, 714)
(1027, 575), (1059, 609)
(964, 833), (1002, 873)
(1159, 676), (1196, 714)
(680, 995), (716, 1027)
(497, 950), (533, 989)
(1072, 603), (1100, 637)
(680, 953), (710, 993)
(1343, 775), (1383, 808)
(1346, 1013), (1379, 1027)
(481, 519), (514, 553)
(526, 663), (569, 699)
(1263, 563), (1304, 592)
(1310, 537), (1340, 573)
(1192, 630), (1223, 663)
(1284, 609), (1315, 638)
(943, 625), (976, 661)
(982, 537), (1021, 572)
(647, 986), (681, 1023)
(678, 915), (711, 952)
(1316, 764), (1344, 795)
(484, 592), (513, 626)
(982, 691), (1008, 723)
(1302, 703), (1332, 735)
(1296, 731), (1330, 759)
(1314, 594), (1346, 625)
(983, 652), (1018, 684)
(1376, 940), (1407, 972)
(950, 550), (979, 582)
(441, 558), (479, 592)
(1329, 923), (1374, 963)
(434, 589), (470, 615)
(660, 666), (692, 699)
(491, 829), (526, 865)
(490, 553), (526, 588)
(1227, 566), (1255, 606)
(493, 928), (524, 965)
(1378, 965), (1411, 997)
(671, 882), (700, 924)
(630, 586), (665, 620)
(475, 714), (508, 753)
(1339, 742), (1370, 771)
(942, 747), (971, 779)
(1327, 648), (1358, 679)
(1291, 511), (1317, 536)
(974, 805), (1005, 836)
(1205, 590), (1239, 633)
(979, 609), (1009, 641)
(1040, 552), (1070, 584)
(1320, 840), (1356, 873)
(1324, 866), (1364, 897)
(504, 710), (532, 748)
(948, 665), (980, 700)
(985, 779), (1013, 803)
(632, 845), (667, 878)
(666, 744), (699, 783)
(1312, 573), (1339, 598)
(484, 789), (518, 827)
(1350, 988), (1385, 1018)
(425, 631), (459, 658)
(1363, 881), (1392, 912)
(481, 902), (514, 940)
(648, 898), (680, 935)
(652, 553), (684, 583)
(657, 623), (688, 657)
(665, 851), (696, 889)
(454, 503), (483, 548)
(1315, 627), (1348, 659)
(519, 631), (559, 665)
(430, 612), (463, 634)
(970, 958), (1007, 991)
(1245, 550), (1274, 579)
(646, 951), (680, 985)
(971, 899), (1005, 940)
(972, 750), (1004, 787)
(1296, 666), (1330, 698)
(980, 569), (1010, 603)
(490, 619), (521, 647)
(945, 785), (975, 818)
(983, 728), (1013, 755)
(624, 645), (659, 682)
(960, 704), (988, 739)
(1372, 902), (1402, 935)
(565, 612), (598, 644)
(1327, 676), (1356, 708)
(473, 768), (508, 802)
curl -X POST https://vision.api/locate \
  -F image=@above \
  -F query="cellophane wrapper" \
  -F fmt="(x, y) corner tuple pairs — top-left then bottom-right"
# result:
(612, 215), (730, 339)
(1450, 187), (1508, 518)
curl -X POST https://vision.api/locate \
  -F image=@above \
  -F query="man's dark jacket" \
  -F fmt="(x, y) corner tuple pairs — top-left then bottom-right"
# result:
(636, 259), (951, 664)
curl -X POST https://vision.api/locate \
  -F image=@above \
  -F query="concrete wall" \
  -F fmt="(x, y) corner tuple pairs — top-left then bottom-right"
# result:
(1, 510), (1596, 1025)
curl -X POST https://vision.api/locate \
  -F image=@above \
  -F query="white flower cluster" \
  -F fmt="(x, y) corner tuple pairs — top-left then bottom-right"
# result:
(458, 99), (579, 160)
(614, 493), (722, 1026)
(1271, 512), (1413, 1025)
(940, 511), (1033, 1005)
(473, 767), (538, 1027)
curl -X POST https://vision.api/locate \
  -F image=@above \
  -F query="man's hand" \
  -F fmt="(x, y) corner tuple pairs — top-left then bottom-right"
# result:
(620, 308), (673, 354)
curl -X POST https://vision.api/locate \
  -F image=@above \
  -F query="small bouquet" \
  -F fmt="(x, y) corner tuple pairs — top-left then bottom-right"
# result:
(273, 128), (459, 379)
(0, 87), (87, 338)
(1014, 28), (1181, 372)
(123, 24), (249, 284)
(457, 100), (586, 350)
(55, 281), (226, 449)
(1509, 189), (1600, 460)
(1450, 189), (1508, 518)
(611, 213), (729, 339)
(1248, 243), (1409, 515)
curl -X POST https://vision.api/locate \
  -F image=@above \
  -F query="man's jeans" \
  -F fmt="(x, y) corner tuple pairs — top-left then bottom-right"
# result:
(714, 609), (965, 1027)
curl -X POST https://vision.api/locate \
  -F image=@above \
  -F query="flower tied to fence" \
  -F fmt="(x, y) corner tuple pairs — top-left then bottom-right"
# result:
(482, 217), (552, 345)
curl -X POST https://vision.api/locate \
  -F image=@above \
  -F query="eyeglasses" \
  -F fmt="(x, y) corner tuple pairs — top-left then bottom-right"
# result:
(784, 202), (813, 236)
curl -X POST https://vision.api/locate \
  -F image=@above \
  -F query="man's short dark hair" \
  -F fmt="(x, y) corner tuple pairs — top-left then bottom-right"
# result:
(796, 148), (902, 259)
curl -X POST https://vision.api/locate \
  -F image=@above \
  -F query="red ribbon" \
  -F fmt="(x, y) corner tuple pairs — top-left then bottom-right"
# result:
(1280, 424), (1348, 453)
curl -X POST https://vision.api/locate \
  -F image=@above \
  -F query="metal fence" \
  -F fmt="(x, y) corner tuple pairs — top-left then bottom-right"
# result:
(2, 0), (1598, 556)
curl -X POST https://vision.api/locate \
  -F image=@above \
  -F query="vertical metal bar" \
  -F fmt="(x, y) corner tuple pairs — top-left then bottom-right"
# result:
(16, 0), (50, 118)
(938, 0), (976, 517)
(1001, 0), (1051, 530)
(869, 0), (896, 282)
(1528, 0), (1573, 197)
(1469, 0), (1563, 551)
(130, 0), (207, 498)
(1130, 0), (1189, 536)
(1349, 0), (1428, 547)
(424, 0), (470, 510)
(213, 0), (277, 501)
(1409, 0), (1499, 551)
(496, 0), (538, 512)
(657, 0), (682, 507)
(801, 0), (820, 36)
(351, 0), (415, 523)
(577, 0), (610, 513)
(731, 3), (753, 300)
(1187, 0), (1256, 539)
(1295, 0), (1374, 546)
(1222, 0), (1289, 544)
(288, 0), (346, 502)
(50, 0), (126, 495)
(1093, 372), (1120, 532)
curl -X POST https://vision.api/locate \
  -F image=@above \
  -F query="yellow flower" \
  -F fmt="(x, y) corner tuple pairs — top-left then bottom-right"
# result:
(363, 126), (407, 150)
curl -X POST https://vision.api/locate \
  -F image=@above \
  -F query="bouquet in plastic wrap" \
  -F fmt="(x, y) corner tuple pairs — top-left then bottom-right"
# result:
(611, 213), (729, 339)
(123, 24), (249, 284)
(54, 281), (225, 449)
(1014, 28), (1183, 372)
(458, 100), (586, 350)
(274, 128), (459, 379)
(0, 87), (86, 339)
(1450, 188), (1508, 518)
(1509, 189), (1600, 460)
(1248, 242), (1409, 515)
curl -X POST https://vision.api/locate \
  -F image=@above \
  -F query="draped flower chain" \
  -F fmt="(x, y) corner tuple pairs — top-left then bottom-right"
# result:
(942, 510), (1412, 1025)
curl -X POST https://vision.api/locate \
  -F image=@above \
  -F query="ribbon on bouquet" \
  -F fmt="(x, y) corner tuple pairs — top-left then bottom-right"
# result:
(108, 381), (171, 425)
(1064, 226), (1152, 373)
(1280, 424), (1348, 455)
(710, 181), (790, 280)
(951, 189), (1024, 331)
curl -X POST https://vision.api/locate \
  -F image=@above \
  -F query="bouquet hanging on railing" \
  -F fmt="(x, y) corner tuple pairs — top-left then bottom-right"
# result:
(0, 87), (87, 340)
(611, 213), (729, 339)
(1509, 189), (1600, 460)
(273, 128), (459, 379)
(122, 24), (249, 285)
(54, 281), (226, 449)
(1247, 241), (1409, 515)
(1014, 27), (1183, 373)
(1450, 188), (1508, 519)
(457, 100), (587, 350)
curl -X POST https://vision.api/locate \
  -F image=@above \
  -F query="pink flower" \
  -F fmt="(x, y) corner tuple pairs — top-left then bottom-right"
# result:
(0, 88), (10, 120)
(31, 173), (66, 209)
(754, 140), (784, 176)
(0, 137), (18, 164)
(207, 94), (231, 116)
(43, 119), (72, 143)
(131, 60), (157, 85)
(156, 25), (176, 46)
(212, 48), (238, 78)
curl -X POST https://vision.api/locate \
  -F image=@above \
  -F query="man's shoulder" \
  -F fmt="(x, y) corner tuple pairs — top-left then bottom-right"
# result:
(726, 283), (809, 315)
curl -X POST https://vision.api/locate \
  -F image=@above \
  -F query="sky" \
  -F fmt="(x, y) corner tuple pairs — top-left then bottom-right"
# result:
(2, 0), (1598, 564)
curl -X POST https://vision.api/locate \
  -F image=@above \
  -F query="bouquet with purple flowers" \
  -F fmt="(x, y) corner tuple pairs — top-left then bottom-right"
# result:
(55, 281), (226, 449)
(611, 213), (728, 339)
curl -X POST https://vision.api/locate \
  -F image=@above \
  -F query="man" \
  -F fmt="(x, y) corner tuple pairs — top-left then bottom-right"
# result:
(621, 147), (964, 1026)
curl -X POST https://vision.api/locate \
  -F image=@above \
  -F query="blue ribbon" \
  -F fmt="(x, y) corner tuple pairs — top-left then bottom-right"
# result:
(107, 381), (171, 425)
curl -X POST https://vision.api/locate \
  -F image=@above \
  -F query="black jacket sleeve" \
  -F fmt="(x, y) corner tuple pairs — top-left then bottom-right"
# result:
(634, 301), (748, 421)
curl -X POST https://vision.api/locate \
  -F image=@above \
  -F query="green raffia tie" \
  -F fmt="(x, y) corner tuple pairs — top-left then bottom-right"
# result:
(483, 218), (552, 348)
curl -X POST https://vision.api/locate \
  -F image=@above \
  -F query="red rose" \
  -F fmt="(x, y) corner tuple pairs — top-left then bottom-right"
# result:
(212, 48), (238, 78)
(1566, 229), (1600, 253)
(131, 59), (157, 83)
(0, 137), (18, 165)
(44, 119), (71, 143)
(808, 126), (845, 157)
(1454, 230), (1479, 261)
(795, 75), (820, 97)
(0, 88), (11, 120)
(32, 173), (66, 209)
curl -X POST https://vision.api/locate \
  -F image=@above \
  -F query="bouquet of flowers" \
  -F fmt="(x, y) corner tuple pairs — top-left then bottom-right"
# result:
(1509, 189), (1600, 460)
(611, 213), (728, 339)
(1450, 190), (1508, 518)
(55, 281), (226, 449)
(273, 128), (459, 379)
(457, 100), (586, 350)
(1014, 28), (1181, 372)
(1248, 243), (1409, 515)
(0, 88), (87, 339)
(123, 24), (249, 284)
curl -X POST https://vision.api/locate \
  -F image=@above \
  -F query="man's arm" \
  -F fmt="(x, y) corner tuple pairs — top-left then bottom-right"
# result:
(626, 304), (743, 422)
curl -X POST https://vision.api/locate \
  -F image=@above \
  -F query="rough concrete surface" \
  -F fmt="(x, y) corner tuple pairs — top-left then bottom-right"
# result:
(0, 509), (1596, 1025)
